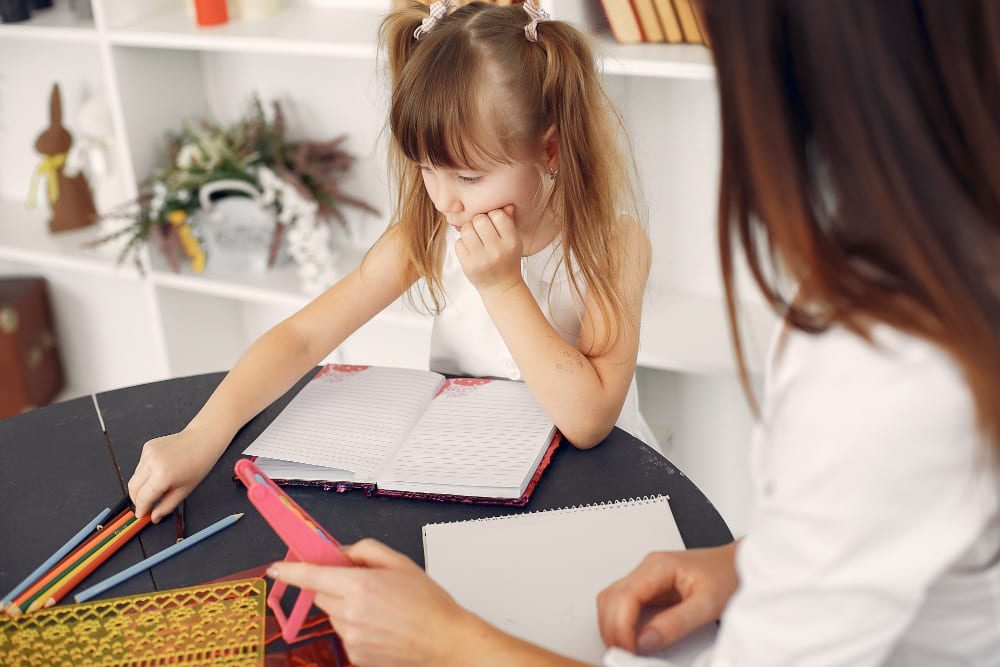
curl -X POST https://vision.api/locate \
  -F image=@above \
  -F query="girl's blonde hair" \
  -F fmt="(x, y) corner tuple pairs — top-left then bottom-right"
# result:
(378, 1), (641, 352)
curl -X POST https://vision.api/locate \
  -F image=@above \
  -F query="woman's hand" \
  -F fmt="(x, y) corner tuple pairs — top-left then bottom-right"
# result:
(597, 542), (740, 654)
(456, 205), (524, 293)
(269, 538), (483, 667)
(127, 426), (226, 523)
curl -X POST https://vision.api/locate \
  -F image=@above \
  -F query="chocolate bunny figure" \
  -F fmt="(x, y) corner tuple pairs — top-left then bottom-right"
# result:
(29, 84), (97, 233)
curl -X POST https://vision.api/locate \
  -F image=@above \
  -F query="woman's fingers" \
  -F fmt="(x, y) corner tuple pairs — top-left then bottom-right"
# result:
(268, 560), (352, 600)
(341, 538), (420, 571)
(597, 552), (682, 651)
(634, 595), (718, 653)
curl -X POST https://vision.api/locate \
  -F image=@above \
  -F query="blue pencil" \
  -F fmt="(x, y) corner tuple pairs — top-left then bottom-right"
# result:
(73, 513), (244, 603)
(1, 507), (111, 607)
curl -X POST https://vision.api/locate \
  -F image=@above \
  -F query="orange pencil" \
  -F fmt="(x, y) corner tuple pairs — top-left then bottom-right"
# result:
(25, 514), (143, 613)
(16, 514), (136, 615)
(6, 511), (134, 616)
(38, 513), (151, 610)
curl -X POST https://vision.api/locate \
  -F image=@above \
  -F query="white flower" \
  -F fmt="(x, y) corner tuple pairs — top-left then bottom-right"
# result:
(199, 135), (228, 168)
(175, 144), (203, 170)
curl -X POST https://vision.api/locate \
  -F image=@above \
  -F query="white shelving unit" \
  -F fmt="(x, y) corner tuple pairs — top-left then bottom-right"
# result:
(0, 0), (762, 535)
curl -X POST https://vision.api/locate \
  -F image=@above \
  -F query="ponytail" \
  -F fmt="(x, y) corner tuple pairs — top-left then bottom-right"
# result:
(378, 1), (430, 86)
(377, 2), (643, 351)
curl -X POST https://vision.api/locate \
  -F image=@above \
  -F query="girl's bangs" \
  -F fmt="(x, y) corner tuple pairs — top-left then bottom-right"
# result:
(392, 67), (514, 170)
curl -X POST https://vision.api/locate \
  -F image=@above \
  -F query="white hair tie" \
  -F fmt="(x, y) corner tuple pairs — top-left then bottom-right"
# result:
(523, 0), (551, 43)
(413, 0), (456, 40)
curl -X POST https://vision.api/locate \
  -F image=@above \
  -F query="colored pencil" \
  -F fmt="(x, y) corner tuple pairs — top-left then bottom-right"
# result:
(75, 513), (244, 603)
(28, 513), (143, 613)
(176, 500), (186, 543)
(20, 515), (137, 614)
(42, 513), (152, 609)
(102, 496), (132, 528)
(0, 507), (110, 607)
(6, 510), (134, 616)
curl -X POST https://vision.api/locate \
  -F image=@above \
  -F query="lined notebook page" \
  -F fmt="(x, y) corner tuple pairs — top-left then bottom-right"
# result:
(422, 496), (710, 665)
(377, 379), (555, 494)
(243, 366), (444, 479)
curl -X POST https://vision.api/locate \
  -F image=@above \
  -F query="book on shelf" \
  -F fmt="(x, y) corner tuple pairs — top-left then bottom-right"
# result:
(652, 0), (684, 43)
(422, 495), (717, 665)
(690, 0), (711, 47)
(599, 0), (645, 44)
(632, 0), (665, 42)
(671, 0), (705, 44)
(242, 364), (561, 506)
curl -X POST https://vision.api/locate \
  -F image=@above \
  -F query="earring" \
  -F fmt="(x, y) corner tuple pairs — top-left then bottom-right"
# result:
(548, 168), (559, 183)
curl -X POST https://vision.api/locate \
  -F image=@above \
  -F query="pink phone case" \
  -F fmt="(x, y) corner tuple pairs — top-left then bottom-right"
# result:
(235, 458), (353, 643)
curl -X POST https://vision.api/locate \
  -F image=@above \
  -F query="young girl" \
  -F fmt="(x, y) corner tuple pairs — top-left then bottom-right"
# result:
(271, 1), (1000, 665)
(128, 0), (653, 523)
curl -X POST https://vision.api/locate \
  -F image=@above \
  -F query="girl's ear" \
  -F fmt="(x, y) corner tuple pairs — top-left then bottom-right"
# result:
(542, 124), (559, 172)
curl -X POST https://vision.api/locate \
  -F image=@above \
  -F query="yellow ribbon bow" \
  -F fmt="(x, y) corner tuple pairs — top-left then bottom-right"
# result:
(25, 153), (67, 210)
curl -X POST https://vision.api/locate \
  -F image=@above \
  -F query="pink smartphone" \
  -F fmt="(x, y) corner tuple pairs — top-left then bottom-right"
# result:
(235, 458), (353, 643)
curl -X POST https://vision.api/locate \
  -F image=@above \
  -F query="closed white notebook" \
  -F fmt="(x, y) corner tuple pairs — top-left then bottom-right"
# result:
(422, 496), (716, 665)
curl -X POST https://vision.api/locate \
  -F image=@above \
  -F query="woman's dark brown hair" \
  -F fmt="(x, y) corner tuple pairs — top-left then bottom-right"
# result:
(699, 0), (1000, 443)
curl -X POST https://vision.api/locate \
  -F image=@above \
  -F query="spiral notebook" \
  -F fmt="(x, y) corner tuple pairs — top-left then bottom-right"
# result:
(422, 496), (716, 665)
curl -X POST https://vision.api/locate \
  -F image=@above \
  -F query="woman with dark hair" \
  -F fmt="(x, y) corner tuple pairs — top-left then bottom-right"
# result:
(271, 2), (1000, 664)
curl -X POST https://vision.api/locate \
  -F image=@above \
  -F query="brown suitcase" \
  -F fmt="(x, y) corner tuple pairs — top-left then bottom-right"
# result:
(0, 277), (65, 419)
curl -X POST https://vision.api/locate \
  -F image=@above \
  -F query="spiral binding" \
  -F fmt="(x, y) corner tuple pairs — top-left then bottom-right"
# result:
(421, 494), (671, 531)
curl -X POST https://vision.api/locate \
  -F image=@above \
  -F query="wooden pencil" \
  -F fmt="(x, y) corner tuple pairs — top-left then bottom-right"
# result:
(102, 496), (132, 528)
(176, 500), (186, 543)
(18, 516), (135, 612)
(0, 507), (110, 607)
(76, 513), (243, 603)
(40, 513), (152, 610)
(6, 510), (134, 616)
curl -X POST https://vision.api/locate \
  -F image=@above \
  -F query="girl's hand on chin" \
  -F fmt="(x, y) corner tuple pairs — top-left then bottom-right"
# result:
(455, 205), (524, 293)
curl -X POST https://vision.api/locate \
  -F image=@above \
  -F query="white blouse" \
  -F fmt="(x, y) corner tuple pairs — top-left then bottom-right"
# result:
(609, 323), (1000, 666)
(429, 226), (656, 447)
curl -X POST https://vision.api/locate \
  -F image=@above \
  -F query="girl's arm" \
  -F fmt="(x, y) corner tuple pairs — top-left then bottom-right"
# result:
(129, 227), (417, 521)
(462, 211), (651, 449)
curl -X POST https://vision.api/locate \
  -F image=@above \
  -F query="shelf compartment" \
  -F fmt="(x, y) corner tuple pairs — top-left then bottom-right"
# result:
(100, 1), (714, 79)
(145, 244), (433, 331)
(639, 288), (776, 376)
(0, 199), (141, 279)
(150, 263), (309, 308)
(545, 0), (716, 80)
(598, 40), (714, 80)
(146, 243), (771, 377)
(0, 40), (113, 199)
(0, 3), (97, 42)
(153, 266), (434, 378)
(144, 242), (361, 309)
(0, 256), (168, 395)
(103, 3), (382, 58)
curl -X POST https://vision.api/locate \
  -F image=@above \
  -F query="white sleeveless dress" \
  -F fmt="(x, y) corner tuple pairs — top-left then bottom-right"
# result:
(429, 226), (656, 447)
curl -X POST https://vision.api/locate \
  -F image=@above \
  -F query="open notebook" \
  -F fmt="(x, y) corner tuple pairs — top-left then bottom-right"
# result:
(243, 364), (561, 505)
(422, 495), (717, 665)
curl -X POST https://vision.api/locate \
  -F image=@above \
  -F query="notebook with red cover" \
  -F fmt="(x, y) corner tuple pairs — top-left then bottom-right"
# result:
(242, 364), (561, 506)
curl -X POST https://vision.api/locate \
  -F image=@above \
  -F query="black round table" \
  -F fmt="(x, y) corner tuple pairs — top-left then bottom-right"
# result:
(1, 368), (733, 605)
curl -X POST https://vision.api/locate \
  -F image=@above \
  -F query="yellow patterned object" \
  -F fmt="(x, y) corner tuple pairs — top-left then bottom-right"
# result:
(0, 577), (266, 667)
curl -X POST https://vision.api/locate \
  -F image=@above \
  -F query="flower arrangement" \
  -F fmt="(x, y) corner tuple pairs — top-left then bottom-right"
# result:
(93, 96), (377, 293)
